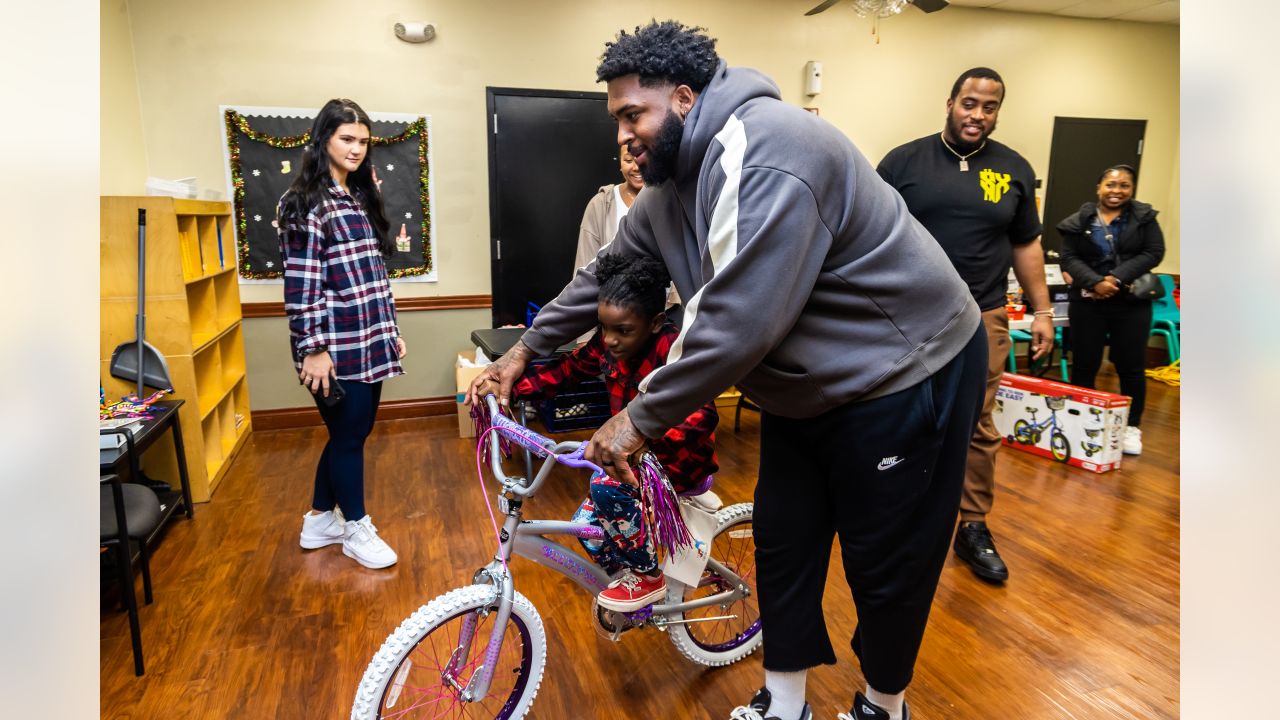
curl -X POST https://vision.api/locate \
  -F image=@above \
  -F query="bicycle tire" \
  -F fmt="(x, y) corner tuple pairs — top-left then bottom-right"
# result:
(666, 502), (763, 666)
(1050, 431), (1070, 463)
(351, 585), (546, 720)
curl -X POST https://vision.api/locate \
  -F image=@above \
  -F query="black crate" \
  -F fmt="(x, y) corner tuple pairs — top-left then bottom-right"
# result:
(535, 377), (611, 433)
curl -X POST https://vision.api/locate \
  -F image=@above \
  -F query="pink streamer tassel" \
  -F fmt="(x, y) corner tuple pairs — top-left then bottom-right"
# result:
(638, 454), (693, 558)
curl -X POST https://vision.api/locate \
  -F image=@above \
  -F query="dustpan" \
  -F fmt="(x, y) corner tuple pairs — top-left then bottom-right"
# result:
(109, 208), (173, 396)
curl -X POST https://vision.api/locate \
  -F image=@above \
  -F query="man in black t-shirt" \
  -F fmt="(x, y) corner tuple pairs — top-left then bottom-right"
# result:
(878, 67), (1052, 584)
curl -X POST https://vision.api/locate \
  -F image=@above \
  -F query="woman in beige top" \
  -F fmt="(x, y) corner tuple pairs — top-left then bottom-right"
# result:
(573, 148), (644, 269)
(573, 149), (679, 341)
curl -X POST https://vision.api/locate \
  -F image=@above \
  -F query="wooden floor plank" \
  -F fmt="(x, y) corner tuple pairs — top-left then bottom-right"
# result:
(101, 370), (1178, 718)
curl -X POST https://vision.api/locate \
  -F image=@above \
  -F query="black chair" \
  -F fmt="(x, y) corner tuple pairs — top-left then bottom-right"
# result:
(734, 395), (760, 432)
(100, 472), (163, 676)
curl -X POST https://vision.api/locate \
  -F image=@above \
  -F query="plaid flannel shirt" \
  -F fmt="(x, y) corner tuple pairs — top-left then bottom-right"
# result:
(278, 181), (403, 383)
(513, 324), (718, 491)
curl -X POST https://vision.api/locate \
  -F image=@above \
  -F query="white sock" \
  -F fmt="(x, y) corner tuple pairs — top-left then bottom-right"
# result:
(866, 687), (905, 720)
(765, 669), (808, 719)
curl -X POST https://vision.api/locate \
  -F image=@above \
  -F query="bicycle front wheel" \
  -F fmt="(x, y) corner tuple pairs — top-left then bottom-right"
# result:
(667, 502), (762, 666)
(352, 585), (546, 720)
(1050, 431), (1071, 462)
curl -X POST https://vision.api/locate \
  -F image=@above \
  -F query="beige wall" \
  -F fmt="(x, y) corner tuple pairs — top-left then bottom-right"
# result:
(103, 0), (1180, 408)
(100, 0), (148, 195)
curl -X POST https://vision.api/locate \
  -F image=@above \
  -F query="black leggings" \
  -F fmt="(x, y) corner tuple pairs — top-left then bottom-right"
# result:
(753, 327), (987, 694)
(311, 380), (383, 520)
(1068, 299), (1152, 426)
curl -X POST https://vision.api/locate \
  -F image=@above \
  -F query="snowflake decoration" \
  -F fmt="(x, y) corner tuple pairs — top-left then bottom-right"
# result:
(252, 169), (261, 177)
(253, 214), (262, 222)
(265, 261), (274, 268)
(386, 163), (395, 172)
(405, 212), (412, 219)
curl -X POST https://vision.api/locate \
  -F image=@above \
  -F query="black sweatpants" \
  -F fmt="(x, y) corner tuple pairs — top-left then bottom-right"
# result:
(1067, 298), (1153, 426)
(753, 326), (987, 694)
(311, 379), (383, 521)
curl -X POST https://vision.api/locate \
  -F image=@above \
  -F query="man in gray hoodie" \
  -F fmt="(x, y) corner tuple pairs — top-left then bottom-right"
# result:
(470, 21), (987, 720)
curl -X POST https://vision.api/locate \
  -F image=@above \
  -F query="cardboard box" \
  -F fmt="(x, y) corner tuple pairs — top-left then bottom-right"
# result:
(993, 373), (1130, 473)
(455, 351), (487, 438)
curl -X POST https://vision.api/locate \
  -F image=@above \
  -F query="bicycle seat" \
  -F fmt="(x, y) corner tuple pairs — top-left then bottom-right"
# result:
(1025, 407), (1037, 413)
(685, 489), (723, 512)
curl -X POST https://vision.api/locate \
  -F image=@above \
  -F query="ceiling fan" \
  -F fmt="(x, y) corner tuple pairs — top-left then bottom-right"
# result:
(805, 0), (949, 17)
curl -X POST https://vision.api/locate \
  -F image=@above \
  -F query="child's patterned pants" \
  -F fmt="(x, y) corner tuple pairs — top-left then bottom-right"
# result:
(572, 474), (657, 574)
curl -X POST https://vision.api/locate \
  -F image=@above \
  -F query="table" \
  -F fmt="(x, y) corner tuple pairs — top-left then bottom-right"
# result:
(100, 399), (194, 529)
(470, 327), (576, 359)
(1008, 314), (1070, 332)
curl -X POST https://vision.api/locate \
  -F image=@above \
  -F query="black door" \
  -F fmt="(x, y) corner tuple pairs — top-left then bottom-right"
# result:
(487, 88), (620, 327)
(1041, 117), (1146, 259)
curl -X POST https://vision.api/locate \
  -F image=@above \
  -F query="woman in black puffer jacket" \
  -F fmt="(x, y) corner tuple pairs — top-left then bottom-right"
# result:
(1056, 163), (1165, 456)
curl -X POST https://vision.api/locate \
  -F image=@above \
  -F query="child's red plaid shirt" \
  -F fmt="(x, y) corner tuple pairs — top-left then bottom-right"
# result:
(513, 324), (718, 491)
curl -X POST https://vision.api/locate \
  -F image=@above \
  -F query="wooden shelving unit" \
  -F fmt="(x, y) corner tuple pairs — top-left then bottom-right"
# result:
(100, 196), (252, 502)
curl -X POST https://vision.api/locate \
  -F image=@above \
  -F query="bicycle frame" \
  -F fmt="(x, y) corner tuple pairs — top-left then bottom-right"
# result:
(1017, 406), (1062, 439)
(453, 397), (751, 703)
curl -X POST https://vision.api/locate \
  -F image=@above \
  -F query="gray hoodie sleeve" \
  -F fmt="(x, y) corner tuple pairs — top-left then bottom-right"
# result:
(627, 165), (834, 437)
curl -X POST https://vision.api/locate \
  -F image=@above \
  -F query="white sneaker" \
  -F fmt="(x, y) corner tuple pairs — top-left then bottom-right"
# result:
(1123, 426), (1143, 455)
(300, 508), (345, 549)
(343, 515), (398, 569)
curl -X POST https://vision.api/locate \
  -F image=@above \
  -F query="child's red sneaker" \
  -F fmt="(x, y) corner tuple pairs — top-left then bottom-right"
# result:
(597, 570), (667, 612)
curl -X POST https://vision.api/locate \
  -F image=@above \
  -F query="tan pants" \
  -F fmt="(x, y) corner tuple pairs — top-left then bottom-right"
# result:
(959, 307), (1011, 522)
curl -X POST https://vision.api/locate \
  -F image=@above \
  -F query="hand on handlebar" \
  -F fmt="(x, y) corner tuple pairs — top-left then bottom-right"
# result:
(467, 340), (534, 407)
(584, 409), (647, 487)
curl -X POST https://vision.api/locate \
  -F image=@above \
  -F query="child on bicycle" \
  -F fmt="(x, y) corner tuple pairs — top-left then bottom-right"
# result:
(479, 253), (718, 612)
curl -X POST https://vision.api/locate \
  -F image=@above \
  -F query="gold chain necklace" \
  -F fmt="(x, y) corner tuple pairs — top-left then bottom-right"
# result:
(939, 133), (986, 172)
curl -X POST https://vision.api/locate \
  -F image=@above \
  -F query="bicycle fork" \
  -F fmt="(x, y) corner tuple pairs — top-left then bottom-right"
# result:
(445, 505), (523, 704)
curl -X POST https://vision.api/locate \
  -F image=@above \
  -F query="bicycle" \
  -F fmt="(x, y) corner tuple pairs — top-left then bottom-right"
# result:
(1008, 394), (1071, 463)
(351, 395), (761, 719)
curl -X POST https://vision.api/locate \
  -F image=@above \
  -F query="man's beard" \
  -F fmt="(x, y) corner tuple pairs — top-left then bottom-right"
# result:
(945, 112), (997, 154)
(635, 110), (684, 185)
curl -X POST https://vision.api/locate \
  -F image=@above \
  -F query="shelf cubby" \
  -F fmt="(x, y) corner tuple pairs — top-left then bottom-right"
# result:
(197, 215), (229, 277)
(213, 269), (241, 334)
(219, 326), (246, 390)
(193, 341), (223, 417)
(178, 215), (200, 282)
(201, 406), (225, 481)
(186, 277), (218, 350)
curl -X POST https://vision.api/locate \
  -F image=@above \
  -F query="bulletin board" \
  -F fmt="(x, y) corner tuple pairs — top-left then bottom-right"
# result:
(220, 106), (436, 282)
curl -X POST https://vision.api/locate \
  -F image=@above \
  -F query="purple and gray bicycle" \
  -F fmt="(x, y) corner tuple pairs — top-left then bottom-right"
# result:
(351, 395), (760, 719)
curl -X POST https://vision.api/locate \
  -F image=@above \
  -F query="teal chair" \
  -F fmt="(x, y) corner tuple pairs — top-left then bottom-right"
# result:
(1008, 326), (1070, 381)
(1150, 274), (1180, 361)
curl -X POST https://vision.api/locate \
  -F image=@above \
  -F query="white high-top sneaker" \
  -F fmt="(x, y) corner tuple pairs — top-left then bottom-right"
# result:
(343, 515), (398, 569)
(299, 507), (345, 549)
(1123, 426), (1143, 455)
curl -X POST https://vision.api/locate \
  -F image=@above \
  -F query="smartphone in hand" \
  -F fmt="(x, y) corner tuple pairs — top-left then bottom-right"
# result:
(319, 378), (346, 407)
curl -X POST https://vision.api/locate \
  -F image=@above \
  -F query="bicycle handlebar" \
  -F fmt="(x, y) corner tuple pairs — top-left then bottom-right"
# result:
(483, 395), (605, 496)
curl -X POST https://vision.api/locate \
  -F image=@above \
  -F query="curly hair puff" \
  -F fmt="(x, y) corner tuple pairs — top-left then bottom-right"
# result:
(595, 253), (672, 319)
(596, 20), (721, 91)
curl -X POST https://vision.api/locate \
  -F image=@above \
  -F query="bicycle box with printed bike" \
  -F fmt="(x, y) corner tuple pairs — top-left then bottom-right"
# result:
(993, 373), (1130, 473)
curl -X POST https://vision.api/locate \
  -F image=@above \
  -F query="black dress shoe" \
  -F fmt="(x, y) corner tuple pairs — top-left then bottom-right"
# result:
(842, 691), (910, 720)
(729, 687), (813, 720)
(954, 521), (1010, 582)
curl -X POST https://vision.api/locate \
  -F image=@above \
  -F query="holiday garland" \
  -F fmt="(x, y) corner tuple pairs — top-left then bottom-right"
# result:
(223, 109), (433, 279)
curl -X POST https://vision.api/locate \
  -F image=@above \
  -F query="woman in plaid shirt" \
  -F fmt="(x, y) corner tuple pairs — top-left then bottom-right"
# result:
(482, 254), (718, 612)
(278, 99), (406, 570)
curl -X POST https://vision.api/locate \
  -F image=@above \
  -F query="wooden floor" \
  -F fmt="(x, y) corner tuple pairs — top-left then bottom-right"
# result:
(101, 371), (1179, 719)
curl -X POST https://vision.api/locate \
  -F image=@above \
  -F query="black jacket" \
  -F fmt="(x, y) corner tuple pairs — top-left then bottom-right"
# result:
(1056, 200), (1165, 301)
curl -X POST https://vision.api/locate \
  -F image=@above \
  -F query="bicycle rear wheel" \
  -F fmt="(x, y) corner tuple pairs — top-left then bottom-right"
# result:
(667, 502), (762, 666)
(351, 585), (546, 720)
